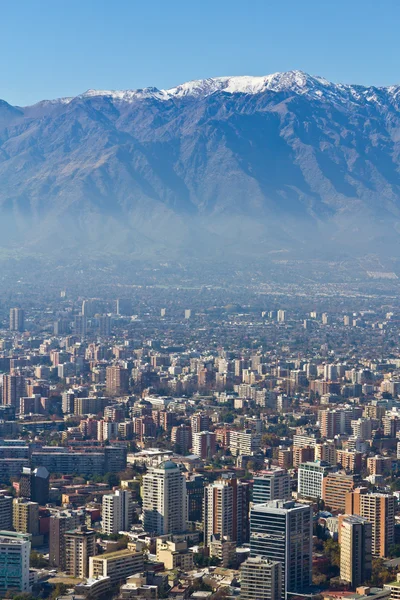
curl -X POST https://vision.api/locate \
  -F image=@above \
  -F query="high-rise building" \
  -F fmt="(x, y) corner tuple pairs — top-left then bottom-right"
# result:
(102, 490), (133, 535)
(204, 475), (249, 547)
(322, 473), (356, 512)
(106, 366), (129, 396)
(65, 525), (97, 578)
(12, 498), (39, 536)
(19, 466), (49, 505)
(240, 557), (282, 600)
(339, 515), (372, 588)
(298, 461), (332, 500)
(2, 374), (26, 408)
(250, 500), (312, 599)
(142, 461), (187, 535)
(171, 424), (192, 454)
(49, 510), (85, 569)
(73, 315), (87, 337)
(0, 494), (13, 530)
(9, 308), (24, 332)
(184, 309), (191, 319)
(192, 431), (216, 460)
(186, 474), (205, 523)
(253, 469), (291, 504)
(98, 315), (111, 337)
(277, 310), (286, 323)
(116, 299), (132, 316)
(0, 531), (31, 593)
(345, 490), (395, 557)
(190, 413), (210, 434)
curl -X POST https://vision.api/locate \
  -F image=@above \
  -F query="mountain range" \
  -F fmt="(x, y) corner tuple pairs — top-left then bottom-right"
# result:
(2, 70), (400, 260)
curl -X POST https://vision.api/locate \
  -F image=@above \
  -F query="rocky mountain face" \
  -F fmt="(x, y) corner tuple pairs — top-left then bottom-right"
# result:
(1, 70), (400, 259)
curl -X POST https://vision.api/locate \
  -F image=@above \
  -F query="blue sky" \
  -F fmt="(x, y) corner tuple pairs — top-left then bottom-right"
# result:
(2, 0), (400, 105)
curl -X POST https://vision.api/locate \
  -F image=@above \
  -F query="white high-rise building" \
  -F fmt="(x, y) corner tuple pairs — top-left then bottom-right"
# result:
(142, 461), (187, 535)
(277, 310), (286, 323)
(102, 490), (133, 535)
(0, 531), (31, 593)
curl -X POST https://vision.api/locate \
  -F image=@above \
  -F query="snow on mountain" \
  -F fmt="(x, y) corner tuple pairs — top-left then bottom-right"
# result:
(23, 70), (400, 108)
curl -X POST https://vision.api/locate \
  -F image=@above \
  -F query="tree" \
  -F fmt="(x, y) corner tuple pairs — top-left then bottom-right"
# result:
(51, 583), (68, 600)
(30, 550), (48, 568)
(323, 539), (340, 569)
(368, 558), (394, 587)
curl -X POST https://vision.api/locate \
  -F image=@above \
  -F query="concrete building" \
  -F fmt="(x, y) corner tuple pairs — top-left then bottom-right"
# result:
(230, 430), (261, 456)
(12, 498), (39, 536)
(106, 365), (129, 396)
(0, 531), (30, 593)
(49, 509), (85, 569)
(346, 490), (395, 558)
(9, 308), (24, 332)
(156, 537), (194, 571)
(65, 525), (97, 578)
(89, 549), (144, 585)
(322, 473), (356, 512)
(0, 494), (13, 530)
(298, 461), (332, 500)
(142, 460), (187, 535)
(192, 431), (216, 459)
(253, 469), (291, 504)
(339, 515), (372, 589)
(250, 500), (312, 599)
(204, 475), (249, 547)
(102, 489), (133, 535)
(240, 556), (282, 600)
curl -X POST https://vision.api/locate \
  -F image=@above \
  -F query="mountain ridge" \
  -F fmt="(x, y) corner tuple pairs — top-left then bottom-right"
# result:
(1, 70), (400, 260)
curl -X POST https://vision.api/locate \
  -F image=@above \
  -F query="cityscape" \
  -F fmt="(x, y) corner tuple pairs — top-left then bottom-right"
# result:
(3, 1), (400, 599)
(0, 277), (397, 599)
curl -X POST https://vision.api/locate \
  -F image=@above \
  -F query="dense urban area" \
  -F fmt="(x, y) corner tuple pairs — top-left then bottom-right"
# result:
(2, 267), (400, 600)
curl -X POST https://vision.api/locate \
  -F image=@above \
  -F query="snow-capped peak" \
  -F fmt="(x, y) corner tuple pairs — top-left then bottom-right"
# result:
(26, 71), (400, 108)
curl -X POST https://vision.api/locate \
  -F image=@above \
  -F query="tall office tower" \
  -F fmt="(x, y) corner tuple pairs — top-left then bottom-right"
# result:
(184, 309), (191, 319)
(102, 490), (133, 535)
(250, 500), (312, 600)
(0, 494), (13, 530)
(0, 532), (31, 593)
(142, 461), (187, 536)
(240, 557), (282, 600)
(49, 510), (85, 569)
(54, 319), (69, 336)
(277, 310), (287, 323)
(190, 412), (211, 434)
(253, 469), (291, 504)
(298, 461), (332, 500)
(65, 526), (97, 578)
(98, 315), (111, 337)
(12, 498), (39, 536)
(204, 476), (250, 547)
(192, 431), (216, 460)
(340, 516), (372, 589)
(9, 308), (24, 332)
(19, 466), (50, 505)
(160, 308), (166, 317)
(2, 374), (26, 408)
(106, 365), (129, 396)
(74, 315), (87, 337)
(116, 298), (132, 316)
(321, 312), (330, 325)
(186, 474), (205, 523)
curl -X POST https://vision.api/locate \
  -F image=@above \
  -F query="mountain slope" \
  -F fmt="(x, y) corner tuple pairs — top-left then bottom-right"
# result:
(1, 70), (400, 258)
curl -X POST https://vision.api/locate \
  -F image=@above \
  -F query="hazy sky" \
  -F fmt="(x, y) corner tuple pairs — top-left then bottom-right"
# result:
(2, 0), (400, 105)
